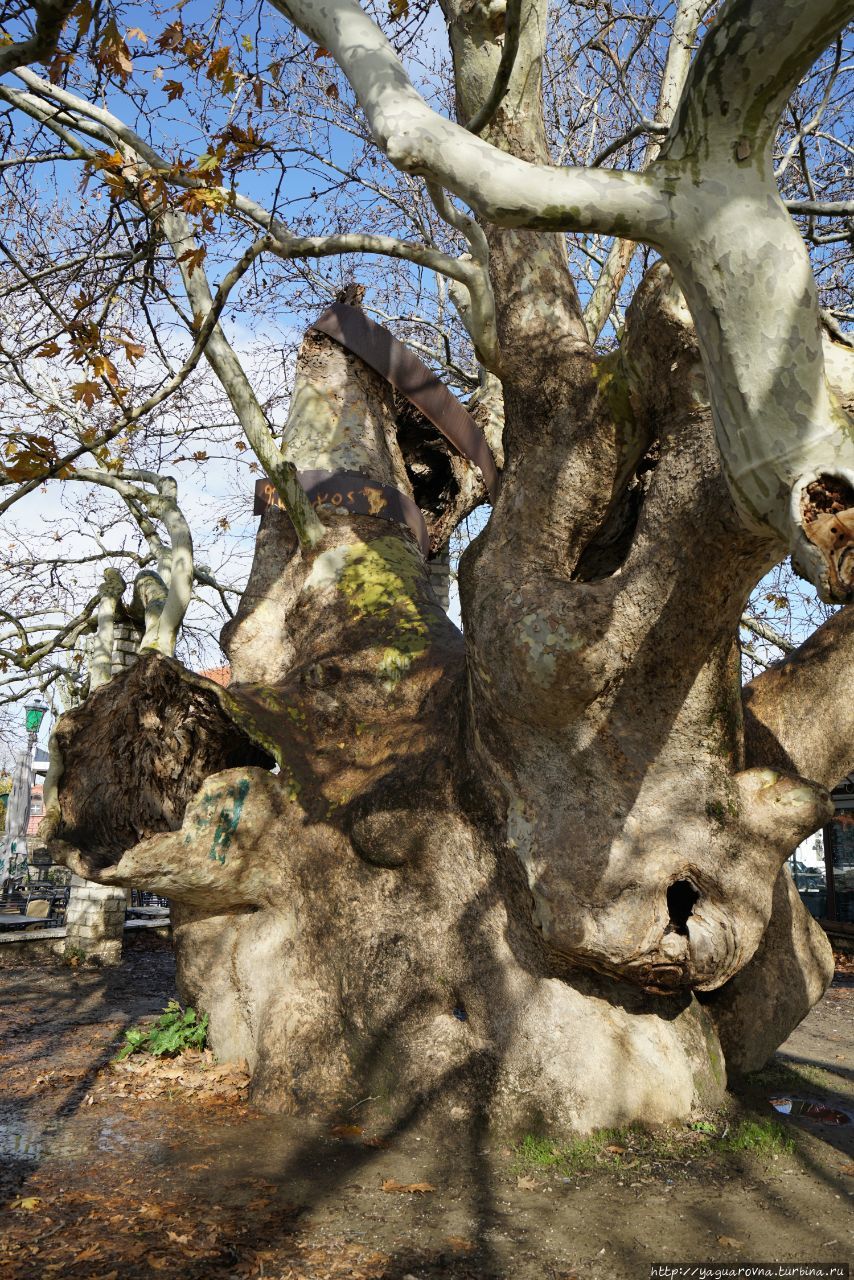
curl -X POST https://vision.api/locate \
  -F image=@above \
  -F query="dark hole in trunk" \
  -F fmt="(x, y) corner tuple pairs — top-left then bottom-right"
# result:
(572, 440), (660, 582)
(667, 879), (700, 933)
(803, 474), (854, 520)
(395, 395), (457, 519)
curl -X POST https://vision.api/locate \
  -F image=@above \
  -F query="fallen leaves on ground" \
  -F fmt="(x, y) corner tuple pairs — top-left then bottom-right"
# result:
(380, 1178), (436, 1194)
(10, 1197), (42, 1211)
(96, 1048), (250, 1105)
(3, 946), (851, 1280)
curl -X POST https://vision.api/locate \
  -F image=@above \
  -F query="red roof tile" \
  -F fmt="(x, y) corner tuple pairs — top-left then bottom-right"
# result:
(199, 664), (231, 687)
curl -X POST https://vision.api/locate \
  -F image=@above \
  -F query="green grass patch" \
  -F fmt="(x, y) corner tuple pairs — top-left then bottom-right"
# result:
(514, 1128), (635, 1175)
(516, 1134), (565, 1170)
(511, 1112), (797, 1182)
(719, 1119), (794, 1157)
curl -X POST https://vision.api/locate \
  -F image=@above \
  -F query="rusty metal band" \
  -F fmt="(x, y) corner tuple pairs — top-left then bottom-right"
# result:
(311, 302), (499, 502)
(253, 472), (430, 556)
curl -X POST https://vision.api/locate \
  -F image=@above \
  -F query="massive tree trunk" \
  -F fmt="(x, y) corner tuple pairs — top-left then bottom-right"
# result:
(39, 0), (854, 1134)
(42, 283), (845, 1132)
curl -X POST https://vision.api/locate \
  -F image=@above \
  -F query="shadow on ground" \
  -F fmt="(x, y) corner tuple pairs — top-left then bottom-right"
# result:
(0, 939), (851, 1280)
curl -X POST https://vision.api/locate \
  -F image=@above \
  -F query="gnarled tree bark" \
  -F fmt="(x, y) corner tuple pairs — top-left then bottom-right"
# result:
(38, 0), (854, 1135)
(43, 291), (845, 1132)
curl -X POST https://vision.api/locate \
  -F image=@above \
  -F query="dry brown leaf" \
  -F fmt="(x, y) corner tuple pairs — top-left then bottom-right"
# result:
(205, 1059), (248, 1078)
(139, 1203), (166, 1218)
(362, 1135), (389, 1149)
(717, 1236), (743, 1248)
(74, 1244), (100, 1261)
(516, 1175), (540, 1190)
(604, 1143), (627, 1154)
(381, 1178), (436, 1194)
(445, 1236), (475, 1252)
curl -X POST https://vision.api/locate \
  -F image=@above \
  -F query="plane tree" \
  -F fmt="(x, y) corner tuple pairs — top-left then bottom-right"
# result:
(0, 0), (852, 1130)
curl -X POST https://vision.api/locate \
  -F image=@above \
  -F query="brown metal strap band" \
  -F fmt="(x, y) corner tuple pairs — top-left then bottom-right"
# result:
(311, 302), (499, 502)
(253, 472), (430, 556)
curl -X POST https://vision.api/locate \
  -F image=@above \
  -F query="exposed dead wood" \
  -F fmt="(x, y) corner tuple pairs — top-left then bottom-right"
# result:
(801, 476), (854, 600)
(45, 653), (273, 873)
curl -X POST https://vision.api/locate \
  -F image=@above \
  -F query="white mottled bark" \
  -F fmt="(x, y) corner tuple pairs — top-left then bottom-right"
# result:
(662, 178), (854, 598)
(584, 0), (714, 342)
(72, 470), (194, 656)
(267, 0), (854, 599)
(266, 0), (668, 237)
(89, 569), (125, 691)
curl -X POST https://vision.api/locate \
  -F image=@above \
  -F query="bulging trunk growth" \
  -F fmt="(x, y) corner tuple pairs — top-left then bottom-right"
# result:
(44, 295), (843, 1134)
(35, 0), (854, 1138)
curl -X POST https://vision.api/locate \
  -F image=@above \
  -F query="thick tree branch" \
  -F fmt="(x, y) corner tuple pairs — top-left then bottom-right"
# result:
(265, 0), (668, 239)
(658, 210), (854, 601)
(424, 181), (498, 369)
(740, 614), (796, 655)
(0, 0), (75, 76)
(788, 199), (854, 218)
(89, 569), (125, 690)
(743, 604), (853, 790)
(465, 0), (523, 136)
(663, 0), (854, 164)
(69, 469), (194, 656)
(584, 0), (714, 343)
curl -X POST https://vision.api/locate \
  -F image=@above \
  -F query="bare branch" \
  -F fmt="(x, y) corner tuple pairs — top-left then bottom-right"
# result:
(663, 0), (854, 164)
(0, 0), (76, 76)
(466, 0), (523, 136)
(265, 0), (668, 239)
(788, 199), (854, 217)
(584, 0), (712, 342)
(744, 604), (854, 789)
(740, 614), (797, 655)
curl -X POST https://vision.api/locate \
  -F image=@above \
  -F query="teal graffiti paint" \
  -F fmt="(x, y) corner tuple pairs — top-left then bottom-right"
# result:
(208, 779), (250, 865)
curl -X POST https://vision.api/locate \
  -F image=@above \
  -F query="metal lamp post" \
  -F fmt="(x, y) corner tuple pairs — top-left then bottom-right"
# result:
(0, 696), (48, 887)
(25, 697), (49, 742)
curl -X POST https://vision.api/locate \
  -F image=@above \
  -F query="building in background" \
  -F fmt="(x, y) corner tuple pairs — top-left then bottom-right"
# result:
(790, 773), (854, 936)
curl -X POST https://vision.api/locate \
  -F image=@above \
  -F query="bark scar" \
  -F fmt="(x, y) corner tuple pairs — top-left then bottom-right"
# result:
(800, 474), (854, 601)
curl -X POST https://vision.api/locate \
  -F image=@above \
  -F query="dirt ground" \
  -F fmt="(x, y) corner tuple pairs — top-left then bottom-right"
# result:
(0, 936), (851, 1280)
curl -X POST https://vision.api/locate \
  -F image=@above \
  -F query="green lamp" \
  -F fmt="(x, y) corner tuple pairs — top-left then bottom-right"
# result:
(24, 697), (48, 737)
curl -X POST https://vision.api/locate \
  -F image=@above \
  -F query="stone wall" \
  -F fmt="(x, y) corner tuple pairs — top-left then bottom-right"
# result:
(64, 876), (126, 964)
(428, 552), (451, 613)
(111, 621), (142, 674)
